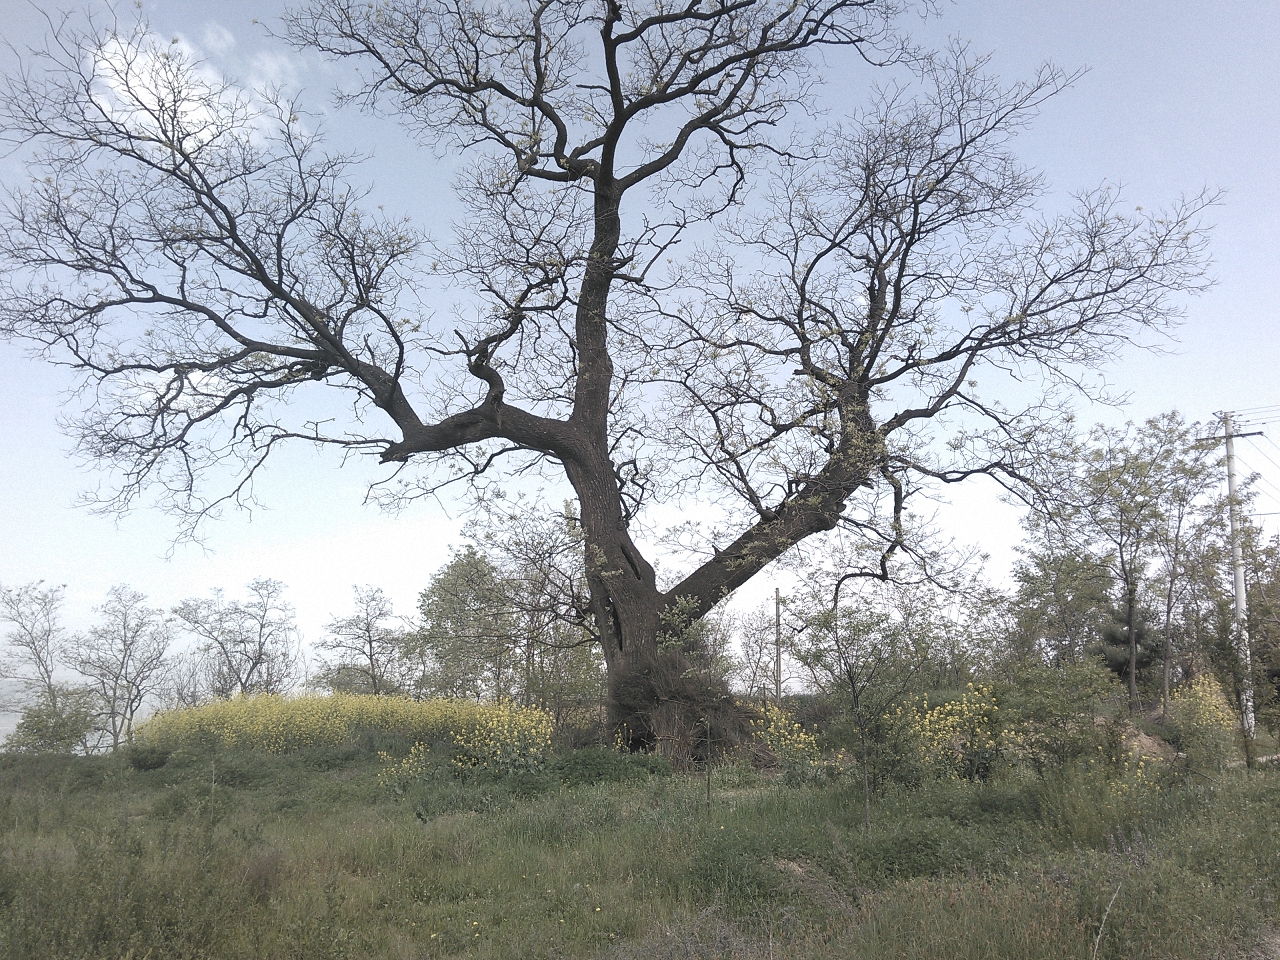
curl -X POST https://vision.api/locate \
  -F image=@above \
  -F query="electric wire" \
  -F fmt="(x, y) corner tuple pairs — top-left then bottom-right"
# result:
(1260, 434), (1280, 460)
(1233, 454), (1280, 507)
(1235, 453), (1280, 493)
(1242, 436), (1280, 477)
(1237, 418), (1280, 431)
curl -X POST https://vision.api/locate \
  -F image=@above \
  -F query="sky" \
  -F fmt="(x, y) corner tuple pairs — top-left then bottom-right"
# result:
(1, 0), (1278, 704)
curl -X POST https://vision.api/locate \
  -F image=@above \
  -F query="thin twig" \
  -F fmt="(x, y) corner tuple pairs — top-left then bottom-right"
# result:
(1092, 882), (1122, 960)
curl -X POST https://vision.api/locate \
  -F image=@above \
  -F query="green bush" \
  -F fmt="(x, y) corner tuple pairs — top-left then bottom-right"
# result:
(2, 690), (97, 755)
(997, 663), (1117, 774)
(124, 743), (172, 771)
(713, 757), (762, 788)
(1024, 760), (1167, 848)
(888, 684), (1005, 782)
(551, 747), (671, 786)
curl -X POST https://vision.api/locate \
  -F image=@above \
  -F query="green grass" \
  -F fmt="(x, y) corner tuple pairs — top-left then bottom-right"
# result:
(0, 745), (1277, 959)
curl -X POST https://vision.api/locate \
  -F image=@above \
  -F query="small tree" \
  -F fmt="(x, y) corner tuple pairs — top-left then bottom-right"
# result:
(75, 585), (170, 750)
(0, 581), (71, 709)
(1006, 549), (1114, 666)
(1149, 426), (1223, 719)
(3, 686), (98, 755)
(793, 585), (923, 831)
(173, 579), (300, 698)
(1022, 414), (1221, 711)
(1245, 534), (1280, 735)
(724, 602), (787, 700)
(410, 509), (610, 716)
(315, 586), (404, 696)
(411, 547), (518, 700)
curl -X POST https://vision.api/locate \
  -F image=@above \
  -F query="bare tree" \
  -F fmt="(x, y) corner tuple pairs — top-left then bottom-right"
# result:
(0, 6), (1213, 742)
(0, 581), (70, 709)
(474, 508), (609, 716)
(173, 579), (300, 698)
(726, 602), (786, 700)
(0, 581), (102, 752)
(156, 647), (216, 710)
(75, 585), (170, 749)
(315, 585), (403, 695)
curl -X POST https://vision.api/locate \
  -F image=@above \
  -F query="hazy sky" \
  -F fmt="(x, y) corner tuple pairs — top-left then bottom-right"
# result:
(1, 0), (1277, 669)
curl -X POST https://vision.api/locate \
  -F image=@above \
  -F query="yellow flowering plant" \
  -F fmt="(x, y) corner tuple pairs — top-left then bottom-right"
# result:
(751, 703), (831, 783)
(890, 683), (1004, 781)
(1167, 674), (1240, 770)
(1169, 674), (1237, 731)
(379, 702), (554, 793)
(136, 692), (549, 759)
(448, 701), (555, 774)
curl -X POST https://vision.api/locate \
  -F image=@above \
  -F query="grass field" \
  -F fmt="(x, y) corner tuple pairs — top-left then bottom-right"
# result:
(1, 736), (1277, 960)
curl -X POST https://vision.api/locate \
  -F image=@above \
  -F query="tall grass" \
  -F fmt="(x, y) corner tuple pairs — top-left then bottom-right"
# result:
(1, 743), (1277, 960)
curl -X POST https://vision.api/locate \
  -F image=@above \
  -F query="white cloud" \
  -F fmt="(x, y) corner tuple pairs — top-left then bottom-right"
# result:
(249, 50), (305, 93)
(89, 29), (235, 148)
(200, 22), (236, 56)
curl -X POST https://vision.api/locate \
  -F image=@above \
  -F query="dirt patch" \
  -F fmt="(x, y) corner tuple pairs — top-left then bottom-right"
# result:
(1123, 728), (1176, 763)
(1248, 926), (1280, 959)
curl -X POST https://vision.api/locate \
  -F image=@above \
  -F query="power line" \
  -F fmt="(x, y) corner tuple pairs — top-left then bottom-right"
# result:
(1237, 418), (1280, 431)
(1260, 434), (1280, 460)
(1242, 436), (1280, 476)
(1235, 453), (1280, 492)
(1234, 455), (1280, 505)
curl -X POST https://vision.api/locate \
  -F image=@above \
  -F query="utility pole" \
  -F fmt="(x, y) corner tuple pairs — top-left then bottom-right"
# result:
(1222, 411), (1258, 740)
(774, 587), (782, 705)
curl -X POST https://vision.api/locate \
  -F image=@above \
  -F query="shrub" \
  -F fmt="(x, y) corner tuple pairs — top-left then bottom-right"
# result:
(753, 703), (821, 768)
(1167, 675), (1239, 770)
(448, 701), (555, 773)
(1009, 738), (1170, 850)
(3, 690), (97, 755)
(714, 756), (762, 789)
(752, 704), (858, 786)
(124, 744), (172, 771)
(550, 747), (671, 786)
(890, 684), (1004, 781)
(378, 701), (555, 792)
(998, 663), (1116, 774)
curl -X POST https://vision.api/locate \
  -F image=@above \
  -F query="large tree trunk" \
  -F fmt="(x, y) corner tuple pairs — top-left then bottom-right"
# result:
(563, 181), (744, 756)
(564, 443), (747, 757)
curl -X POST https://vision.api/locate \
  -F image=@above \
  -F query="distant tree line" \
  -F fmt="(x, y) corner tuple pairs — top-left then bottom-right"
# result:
(4, 411), (1278, 757)
(771, 412), (1280, 767)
